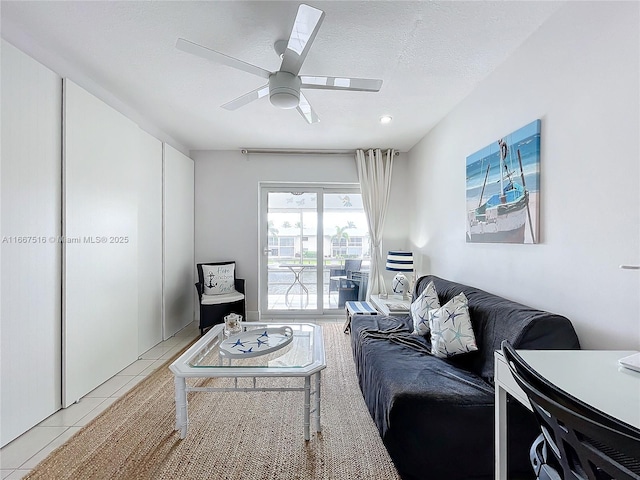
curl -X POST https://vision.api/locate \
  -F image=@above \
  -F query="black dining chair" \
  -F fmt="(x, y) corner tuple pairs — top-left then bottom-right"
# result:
(501, 341), (640, 480)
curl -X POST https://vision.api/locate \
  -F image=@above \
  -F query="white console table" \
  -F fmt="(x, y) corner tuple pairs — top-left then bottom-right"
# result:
(369, 294), (411, 316)
(494, 349), (640, 480)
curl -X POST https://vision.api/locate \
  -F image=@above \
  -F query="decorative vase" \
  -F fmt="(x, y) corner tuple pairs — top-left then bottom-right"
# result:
(392, 273), (409, 297)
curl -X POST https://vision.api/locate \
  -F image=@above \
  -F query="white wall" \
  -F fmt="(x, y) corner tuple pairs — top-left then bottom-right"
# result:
(1, 40), (62, 447)
(192, 150), (409, 317)
(163, 144), (195, 338)
(407, 2), (639, 349)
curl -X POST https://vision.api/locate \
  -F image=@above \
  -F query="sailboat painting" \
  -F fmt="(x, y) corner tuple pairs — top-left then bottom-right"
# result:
(466, 120), (540, 244)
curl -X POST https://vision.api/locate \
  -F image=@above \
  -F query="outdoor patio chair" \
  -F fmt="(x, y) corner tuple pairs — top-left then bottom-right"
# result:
(329, 258), (362, 307)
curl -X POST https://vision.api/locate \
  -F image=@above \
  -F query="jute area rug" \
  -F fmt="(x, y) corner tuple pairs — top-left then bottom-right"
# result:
(25, 323), (400, 480)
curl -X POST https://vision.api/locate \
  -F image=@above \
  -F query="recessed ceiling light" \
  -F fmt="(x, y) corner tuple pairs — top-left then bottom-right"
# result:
(380, 115), (393, 124)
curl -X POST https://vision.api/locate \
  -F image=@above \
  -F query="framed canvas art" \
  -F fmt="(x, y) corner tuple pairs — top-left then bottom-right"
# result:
(466, 119), (540, 244)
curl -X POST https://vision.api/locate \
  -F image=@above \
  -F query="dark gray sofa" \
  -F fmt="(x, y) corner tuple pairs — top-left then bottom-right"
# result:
(350, 275), (581, 480)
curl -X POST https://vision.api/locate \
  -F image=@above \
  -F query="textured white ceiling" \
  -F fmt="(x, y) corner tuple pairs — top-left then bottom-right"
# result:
(1, 1), (563, 152)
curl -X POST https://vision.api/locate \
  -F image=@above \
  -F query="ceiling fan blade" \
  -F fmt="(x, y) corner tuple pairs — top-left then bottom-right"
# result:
(279, 4), (325, 76)
(300, 76), (383, 92)
(221, 84), (270, 110)
(296, 92), (320, 124)
(176, 38), (271, 79)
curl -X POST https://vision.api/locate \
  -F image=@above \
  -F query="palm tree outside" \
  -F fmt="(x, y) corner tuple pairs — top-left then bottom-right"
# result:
(331, 224), (354, 258)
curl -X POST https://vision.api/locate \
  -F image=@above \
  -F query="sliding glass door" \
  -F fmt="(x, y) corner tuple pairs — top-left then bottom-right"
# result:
(259, 184), (370, 317)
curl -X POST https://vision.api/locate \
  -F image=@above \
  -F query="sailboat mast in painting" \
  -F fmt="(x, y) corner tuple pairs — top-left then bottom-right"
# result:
(466, 120), (540, 244)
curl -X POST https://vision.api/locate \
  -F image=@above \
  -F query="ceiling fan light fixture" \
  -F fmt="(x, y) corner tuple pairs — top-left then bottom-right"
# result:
(380, 115), (393, 124)
(274, 39), (287, 60)
(269, 71), (301, 109)
(270, 91), (300, 109)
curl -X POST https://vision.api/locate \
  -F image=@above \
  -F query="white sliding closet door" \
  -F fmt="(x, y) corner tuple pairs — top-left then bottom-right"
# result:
(138, 132), (163, 354)
(63, 79), (139, 407)
(163, 144), (194, 338)
(1, 40), (62, 447)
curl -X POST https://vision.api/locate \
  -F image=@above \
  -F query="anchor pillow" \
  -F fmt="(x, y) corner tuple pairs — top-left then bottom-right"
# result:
(202, 263), (236, 295)
(429, 292), (478, 358)
(410, 280), (440, 336)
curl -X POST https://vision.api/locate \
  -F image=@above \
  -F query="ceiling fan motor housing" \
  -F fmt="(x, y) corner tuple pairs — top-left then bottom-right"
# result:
(269, 71), (301, 109)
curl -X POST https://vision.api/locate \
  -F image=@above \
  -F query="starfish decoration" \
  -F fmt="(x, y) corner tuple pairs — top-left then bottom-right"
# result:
(444, 308), (463, 326)
(450, 324), (474, 349)
(431, 323), (446, 344)
(416, 314), (429, 328)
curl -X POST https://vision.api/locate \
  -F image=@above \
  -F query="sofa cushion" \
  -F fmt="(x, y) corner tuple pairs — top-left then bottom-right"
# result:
(410, 280), (440, 335)
(350, 315), (493, 430)
(429, 292), (478, 358)
(201, 262), (236, 295)
(200, 290), (245, 305)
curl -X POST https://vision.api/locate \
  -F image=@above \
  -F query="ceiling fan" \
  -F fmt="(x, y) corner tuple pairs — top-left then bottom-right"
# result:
(176, 3), (383, 124)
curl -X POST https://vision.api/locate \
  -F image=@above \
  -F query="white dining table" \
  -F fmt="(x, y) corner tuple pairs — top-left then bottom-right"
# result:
(494, 349), (640, 480)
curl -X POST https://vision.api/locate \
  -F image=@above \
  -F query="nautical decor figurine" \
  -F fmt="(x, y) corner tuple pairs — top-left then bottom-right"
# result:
(386, 250), (414, 299)
(392, 273), (409, 297)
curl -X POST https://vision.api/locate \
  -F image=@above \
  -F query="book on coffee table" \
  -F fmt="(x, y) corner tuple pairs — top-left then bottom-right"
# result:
(618, 352), (640, 373)
(387, 303), (409, 311)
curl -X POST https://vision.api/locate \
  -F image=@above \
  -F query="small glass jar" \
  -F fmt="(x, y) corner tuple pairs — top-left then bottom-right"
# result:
(223, 313), (243, 337)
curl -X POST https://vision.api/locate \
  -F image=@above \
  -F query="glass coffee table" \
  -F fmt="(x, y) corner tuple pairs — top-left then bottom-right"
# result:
(169, 322), (326, 441)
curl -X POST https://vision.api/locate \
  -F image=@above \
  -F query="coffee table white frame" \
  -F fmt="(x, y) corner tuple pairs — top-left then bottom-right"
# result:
(170, 322), (326, 441)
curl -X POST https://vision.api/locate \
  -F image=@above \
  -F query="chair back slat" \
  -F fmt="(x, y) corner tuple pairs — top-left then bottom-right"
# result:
(344, 259), (362, 275)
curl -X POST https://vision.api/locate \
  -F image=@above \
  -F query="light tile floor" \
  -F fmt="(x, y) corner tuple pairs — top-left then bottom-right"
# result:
(0, 321), (200, 479)
(0, 318), (342, 479)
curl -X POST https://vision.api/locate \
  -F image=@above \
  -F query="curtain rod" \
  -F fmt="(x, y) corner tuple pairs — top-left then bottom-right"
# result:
(240, 148), (400, 156)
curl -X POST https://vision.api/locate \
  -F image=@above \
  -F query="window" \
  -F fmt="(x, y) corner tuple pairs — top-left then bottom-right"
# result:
(261, 184), (371, 314)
